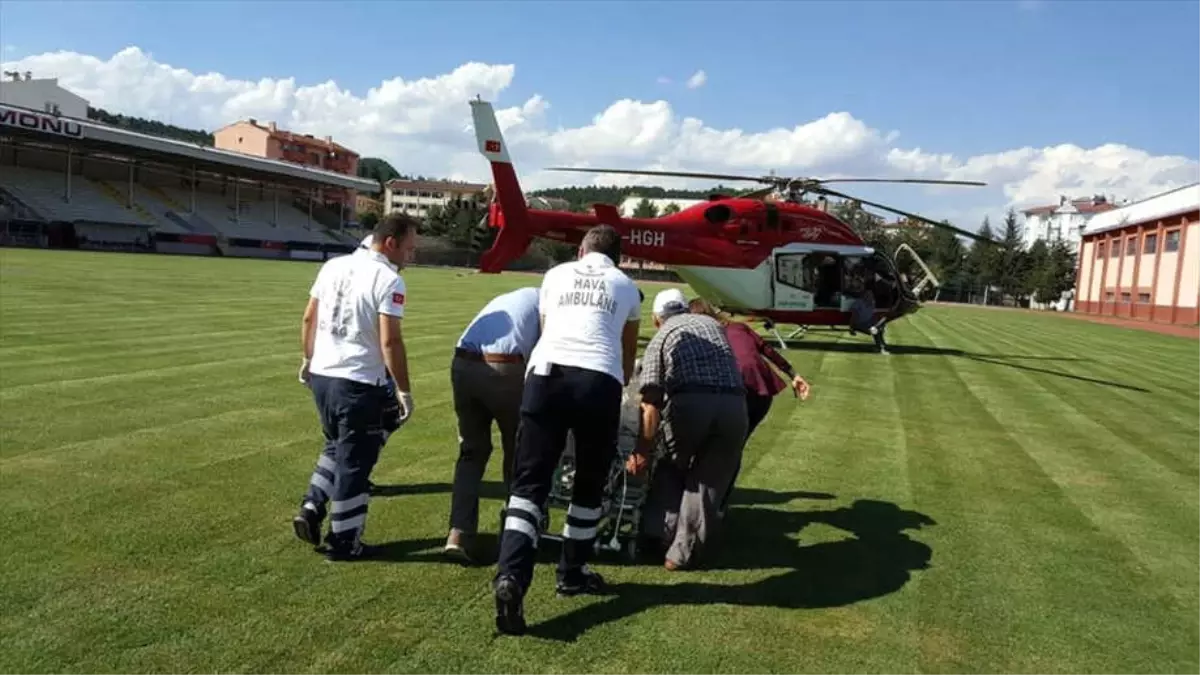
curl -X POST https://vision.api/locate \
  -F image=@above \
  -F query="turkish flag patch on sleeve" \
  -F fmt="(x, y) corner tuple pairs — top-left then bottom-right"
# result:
(392, 292), (406, 305)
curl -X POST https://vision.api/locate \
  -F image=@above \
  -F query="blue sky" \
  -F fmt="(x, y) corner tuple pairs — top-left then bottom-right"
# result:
(1, 0), (1197, 225)
(4, 0), (1196, 157)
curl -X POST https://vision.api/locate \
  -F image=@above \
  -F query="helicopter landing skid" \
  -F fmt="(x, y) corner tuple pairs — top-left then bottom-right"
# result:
(763, 320), (808, 350)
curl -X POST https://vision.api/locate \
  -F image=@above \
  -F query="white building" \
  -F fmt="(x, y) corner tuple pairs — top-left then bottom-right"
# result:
(0, 73), (90, 119)
(383, 178), (489, 219)
(1021, 195), (1120, 250)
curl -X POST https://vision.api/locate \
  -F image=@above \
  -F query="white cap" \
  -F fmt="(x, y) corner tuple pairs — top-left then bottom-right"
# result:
(359, 234), (373, 249)
(652, 288), (688, 317)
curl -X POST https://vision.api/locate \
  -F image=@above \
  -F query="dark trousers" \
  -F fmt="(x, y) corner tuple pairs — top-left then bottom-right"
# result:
(642, 391), (748, 566)
(449, 355), (525, 534)
(496, 364), (622, 592)
(301, 373), (387, 551)
(720, 391), (773, 512)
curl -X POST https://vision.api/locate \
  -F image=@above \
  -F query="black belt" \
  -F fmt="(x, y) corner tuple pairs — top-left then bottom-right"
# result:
(454, 347), (525, 364)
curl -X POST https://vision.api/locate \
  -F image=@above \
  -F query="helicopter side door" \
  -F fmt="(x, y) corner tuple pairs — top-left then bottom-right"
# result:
(893, 242), (941, 300)
(867, 250), (921, 319)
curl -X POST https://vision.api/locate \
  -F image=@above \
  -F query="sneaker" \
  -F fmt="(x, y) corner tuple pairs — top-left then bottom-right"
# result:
(493, 575), (526, 636)
(324, 540), (383, 562)
(556, 566), (607, 597)
(443, 528), (475, 565)
(292, 502), (322, 546)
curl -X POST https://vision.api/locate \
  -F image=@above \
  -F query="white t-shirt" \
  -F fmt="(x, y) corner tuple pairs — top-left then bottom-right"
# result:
(308, 248), (407, 386)
(528, 251), (642, 384)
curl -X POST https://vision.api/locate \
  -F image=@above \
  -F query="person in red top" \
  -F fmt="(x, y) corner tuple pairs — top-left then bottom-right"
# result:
(688, 298), (811, 512)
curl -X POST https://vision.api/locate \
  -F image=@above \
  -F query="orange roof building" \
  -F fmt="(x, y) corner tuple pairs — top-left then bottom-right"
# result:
(213, 119), (360, 208)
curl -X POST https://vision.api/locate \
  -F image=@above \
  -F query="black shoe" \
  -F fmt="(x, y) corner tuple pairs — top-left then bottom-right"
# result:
(493, 575), (526, 636)
(556, 567), (608, 597)
(292, 503), (322, 546)
(324, 540), (383, 562)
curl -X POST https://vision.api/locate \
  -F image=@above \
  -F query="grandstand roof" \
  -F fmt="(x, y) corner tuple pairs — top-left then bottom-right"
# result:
(1083, 182), (1200, 236)
(0, 103), (379, 193)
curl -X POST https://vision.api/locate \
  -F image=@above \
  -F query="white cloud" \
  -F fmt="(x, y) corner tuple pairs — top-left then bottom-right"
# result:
(656, 76), (672, 85)
(686, 70), (707, 89)
(3, 46), (1197, 232)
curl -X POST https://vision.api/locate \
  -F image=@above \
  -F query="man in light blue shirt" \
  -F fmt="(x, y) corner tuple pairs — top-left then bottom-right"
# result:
(445, 286), (541, 562)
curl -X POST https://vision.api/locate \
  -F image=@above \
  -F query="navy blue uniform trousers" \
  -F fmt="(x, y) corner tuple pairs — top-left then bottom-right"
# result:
(496, 363), (622, 592)
(300, 373), (388, 551)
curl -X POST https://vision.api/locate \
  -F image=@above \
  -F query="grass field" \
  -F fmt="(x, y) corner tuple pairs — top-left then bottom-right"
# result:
(1, 247), (1197, 674)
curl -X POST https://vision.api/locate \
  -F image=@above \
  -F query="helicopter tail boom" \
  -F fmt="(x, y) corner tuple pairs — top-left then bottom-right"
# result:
(471, 98), (534, 273)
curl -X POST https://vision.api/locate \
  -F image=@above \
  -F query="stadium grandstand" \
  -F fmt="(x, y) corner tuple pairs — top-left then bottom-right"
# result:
(0, 77), (379, 261)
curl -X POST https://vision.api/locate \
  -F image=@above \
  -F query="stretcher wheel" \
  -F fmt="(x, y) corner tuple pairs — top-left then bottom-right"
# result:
(623, 537), (638, 561)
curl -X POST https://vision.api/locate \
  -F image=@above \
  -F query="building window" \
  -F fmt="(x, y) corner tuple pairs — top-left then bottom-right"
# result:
(1105, 291), (1115, 300)
(1137, 292), (1151, 304)
(1120, 292), (1131, 303)
(1125, 237), (1136, 256)
(1164, 229), (1180, 252)
(1097, 242), (1105, 258)
(1144, 233), (1157, 254)
(1109, 241), (1119, 257)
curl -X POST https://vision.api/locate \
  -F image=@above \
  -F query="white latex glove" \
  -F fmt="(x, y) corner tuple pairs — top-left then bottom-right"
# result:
(396, 391), (414, 423)
(298, 358), (311, 386)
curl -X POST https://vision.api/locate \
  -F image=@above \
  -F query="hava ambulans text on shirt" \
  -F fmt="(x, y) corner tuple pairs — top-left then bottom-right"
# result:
(558, 274), (620, 315)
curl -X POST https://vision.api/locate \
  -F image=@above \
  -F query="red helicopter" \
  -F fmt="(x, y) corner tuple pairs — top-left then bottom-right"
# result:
(468, 98), (997, 347)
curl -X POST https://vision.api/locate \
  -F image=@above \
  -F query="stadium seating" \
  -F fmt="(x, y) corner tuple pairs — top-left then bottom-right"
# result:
(153, 187), (335, 244)
(0, 165), (162, 228)
(0, 162), (345, 244)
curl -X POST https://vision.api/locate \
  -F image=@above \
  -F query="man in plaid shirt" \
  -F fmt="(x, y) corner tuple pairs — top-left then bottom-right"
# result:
(627, 288), (748, 571)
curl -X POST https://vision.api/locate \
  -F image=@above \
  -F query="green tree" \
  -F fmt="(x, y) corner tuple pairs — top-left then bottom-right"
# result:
(661, 202), (682, 215)
(963, 218), (1003, 301)
(1029, 239), (1078, 304)
(1023, 239), (1050, 299)
(997, 208), (1030, 303)
(831, 199), (890, 250)
(632, 198), (659, 218)
(425, 201), (488, 248)
(357, 211), (379, 230)
(925, 223), (966, 291)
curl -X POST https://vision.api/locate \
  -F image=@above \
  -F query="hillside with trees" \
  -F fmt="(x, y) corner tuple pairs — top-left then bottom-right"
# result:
(528, 184), (756, 210)
(87, 107), (215, 146)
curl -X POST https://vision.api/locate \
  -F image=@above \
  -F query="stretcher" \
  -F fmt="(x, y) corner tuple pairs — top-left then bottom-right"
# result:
(540, 359), (659, 560)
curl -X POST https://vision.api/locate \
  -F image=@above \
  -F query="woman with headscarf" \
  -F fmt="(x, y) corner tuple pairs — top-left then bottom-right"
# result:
(687, 297), (811, 513)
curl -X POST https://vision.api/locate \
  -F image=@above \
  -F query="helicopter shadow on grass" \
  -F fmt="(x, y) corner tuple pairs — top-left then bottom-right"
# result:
(525, 498), (937, 643)
(778, 338), (1150, 394)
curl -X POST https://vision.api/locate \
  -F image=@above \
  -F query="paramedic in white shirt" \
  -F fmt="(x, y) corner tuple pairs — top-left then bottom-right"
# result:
(292, 213), (419, 562)
(492, 224), (642, 636)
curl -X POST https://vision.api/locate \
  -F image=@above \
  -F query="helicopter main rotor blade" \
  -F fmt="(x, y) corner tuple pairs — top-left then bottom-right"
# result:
(546, 166), (776, 184)
(815, 186), (1002, 245)
(548, 166), (989, 190)
(814, 177), (987, 187)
